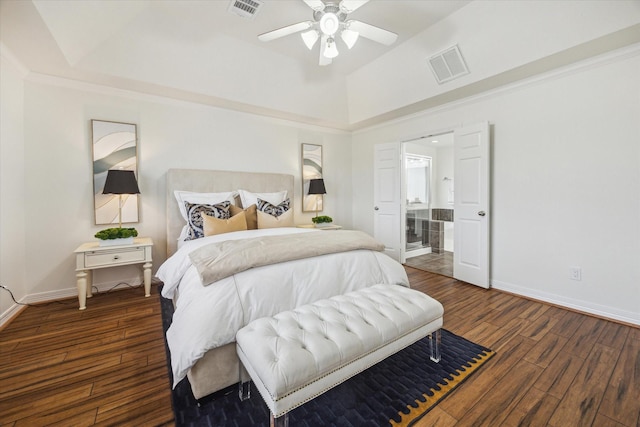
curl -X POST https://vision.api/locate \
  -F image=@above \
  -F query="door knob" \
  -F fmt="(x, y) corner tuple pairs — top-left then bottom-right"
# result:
(374, 206), (379, 211)
(478, 211), (486, 216)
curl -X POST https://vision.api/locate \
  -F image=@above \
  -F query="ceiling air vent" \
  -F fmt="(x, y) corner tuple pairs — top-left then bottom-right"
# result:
(228, 0), (264, 19)
(427, 45), (469, 84)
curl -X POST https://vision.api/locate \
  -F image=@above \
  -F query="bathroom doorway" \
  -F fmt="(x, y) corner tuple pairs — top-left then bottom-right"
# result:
(402, 132), (454, 277)
(405, 154), (431, 257)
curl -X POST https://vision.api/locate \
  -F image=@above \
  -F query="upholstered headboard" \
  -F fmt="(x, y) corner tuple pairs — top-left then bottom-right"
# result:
(166, 169), (295, 257)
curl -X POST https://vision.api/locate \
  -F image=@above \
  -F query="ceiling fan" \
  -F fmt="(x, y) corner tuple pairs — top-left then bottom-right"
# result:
(258, 0), (398, 66)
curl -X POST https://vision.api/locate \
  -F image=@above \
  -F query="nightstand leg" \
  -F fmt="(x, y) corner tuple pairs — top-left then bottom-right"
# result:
(143, 262), (152, 297)
(76, 271), (88, 310)
(86, 270), (93, 298)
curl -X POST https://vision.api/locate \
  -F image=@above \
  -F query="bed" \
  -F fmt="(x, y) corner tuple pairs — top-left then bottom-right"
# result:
(157, 169), (410, 399)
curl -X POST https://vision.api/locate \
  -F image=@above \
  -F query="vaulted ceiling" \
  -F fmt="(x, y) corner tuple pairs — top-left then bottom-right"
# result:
(2, 0), (639, 130)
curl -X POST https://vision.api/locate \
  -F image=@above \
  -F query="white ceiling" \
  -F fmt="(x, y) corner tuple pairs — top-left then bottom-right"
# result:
(31, 0), (471, 76)
(0, 0), (470, 126)
(2, 0), (639, 130)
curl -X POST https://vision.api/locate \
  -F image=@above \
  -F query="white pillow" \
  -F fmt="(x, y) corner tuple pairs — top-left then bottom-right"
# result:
(174, 190), (237, 221)
(238, 189), (287, 209)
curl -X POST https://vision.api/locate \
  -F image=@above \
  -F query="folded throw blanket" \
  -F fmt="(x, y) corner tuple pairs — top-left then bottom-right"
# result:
(189, 230), (384, 285)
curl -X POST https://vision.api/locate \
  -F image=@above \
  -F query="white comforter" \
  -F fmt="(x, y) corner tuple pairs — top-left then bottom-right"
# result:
(157, 227), (409, 387)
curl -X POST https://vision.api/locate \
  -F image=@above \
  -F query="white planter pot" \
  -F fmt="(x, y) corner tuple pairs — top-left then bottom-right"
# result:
(314, 223), (334, 228)
(98, 237), (134, 247)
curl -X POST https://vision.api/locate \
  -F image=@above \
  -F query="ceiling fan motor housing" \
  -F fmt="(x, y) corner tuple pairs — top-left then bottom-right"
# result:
(314, 4), (347, 36)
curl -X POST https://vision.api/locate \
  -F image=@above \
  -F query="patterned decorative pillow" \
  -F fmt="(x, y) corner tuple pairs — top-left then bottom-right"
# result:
(184, 201), (231, 240)
(174, 190), (236, 221)
(257, 198), (290, 217)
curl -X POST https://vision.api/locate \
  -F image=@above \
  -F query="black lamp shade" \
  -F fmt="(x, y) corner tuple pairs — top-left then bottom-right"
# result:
(308, 178), (326, 195)
(102, 170), (140, 195)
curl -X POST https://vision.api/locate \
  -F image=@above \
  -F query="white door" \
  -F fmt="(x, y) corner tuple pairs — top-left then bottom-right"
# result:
(453, 122), (491, 288)
(374, 142), (402, 261)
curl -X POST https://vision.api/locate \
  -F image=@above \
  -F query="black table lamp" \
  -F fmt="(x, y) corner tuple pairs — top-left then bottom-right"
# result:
(308, 178), (326, 217)
(102, 169), (140, 228)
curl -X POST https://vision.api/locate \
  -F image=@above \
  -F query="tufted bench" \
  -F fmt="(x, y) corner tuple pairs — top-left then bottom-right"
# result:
(236, 284), (444, 426)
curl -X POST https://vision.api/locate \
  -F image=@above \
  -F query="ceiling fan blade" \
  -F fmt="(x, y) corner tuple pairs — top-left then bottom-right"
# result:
(348, 20), (398, 45)
(339, 0), (369, 14)
(303, 0), (326, 12)
(258, 21), (313, 42)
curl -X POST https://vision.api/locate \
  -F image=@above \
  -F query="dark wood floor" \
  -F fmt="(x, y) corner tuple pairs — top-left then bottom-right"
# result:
(0, 287), (173, 427)
(1, 269), (638, 426)
(407, 269), (640, 427)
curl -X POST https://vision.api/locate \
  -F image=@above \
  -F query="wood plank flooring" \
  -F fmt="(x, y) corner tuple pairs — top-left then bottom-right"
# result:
(406, 268), (640, 427)
(0, 287), (173, 427)
(1, 269), (638, 426)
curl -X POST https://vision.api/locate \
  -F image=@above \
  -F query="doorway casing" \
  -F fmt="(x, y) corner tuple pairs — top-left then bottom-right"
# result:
(373, 122), (491, 289)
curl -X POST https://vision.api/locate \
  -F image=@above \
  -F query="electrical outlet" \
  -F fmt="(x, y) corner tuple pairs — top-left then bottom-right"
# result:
(569, 267), (582, 281)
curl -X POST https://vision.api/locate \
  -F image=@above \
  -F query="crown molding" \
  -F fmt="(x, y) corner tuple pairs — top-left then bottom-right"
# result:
(0, 42), (30, 77)
(24, 71), (351, 134)
(7, 25), (640, 136)
(352, 27), (640, 134)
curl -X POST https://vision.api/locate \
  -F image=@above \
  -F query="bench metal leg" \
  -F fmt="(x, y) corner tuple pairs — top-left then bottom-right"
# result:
(239, 381), (251, 401)
(271, 413), (289, 427)
(429, 329), (441, 363)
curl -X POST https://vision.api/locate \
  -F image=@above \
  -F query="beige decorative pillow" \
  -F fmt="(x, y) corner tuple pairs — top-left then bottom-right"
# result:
(230, 204), (258, 230)
(202, 211), (248, 236)
(257, 209), (294, 229)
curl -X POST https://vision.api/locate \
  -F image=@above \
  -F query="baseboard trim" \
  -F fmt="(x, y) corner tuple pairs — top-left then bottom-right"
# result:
(0, 303), (26, 331)
(491, 279), (640, 327)
(0, 276), (145, 328)
(405, 247), (432, 259)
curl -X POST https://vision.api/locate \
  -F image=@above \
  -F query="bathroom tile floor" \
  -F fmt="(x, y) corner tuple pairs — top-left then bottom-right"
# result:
(404, 251), (453, 277)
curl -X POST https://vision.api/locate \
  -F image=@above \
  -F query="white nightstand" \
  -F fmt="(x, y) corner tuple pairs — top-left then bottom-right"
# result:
(73, 237), (153, 310)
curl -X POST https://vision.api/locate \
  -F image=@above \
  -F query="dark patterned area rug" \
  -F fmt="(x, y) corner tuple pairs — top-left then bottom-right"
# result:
(160, 288), (494, 427)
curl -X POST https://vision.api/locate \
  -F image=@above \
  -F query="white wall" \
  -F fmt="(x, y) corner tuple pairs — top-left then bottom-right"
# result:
(352, 48), (640, 324)
(0, 49), (27, 321)
(16, 76), (351, 301)
(3, 40), (639, 329)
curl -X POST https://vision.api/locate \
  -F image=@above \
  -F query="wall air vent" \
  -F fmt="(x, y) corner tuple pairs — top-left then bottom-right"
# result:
(427, 45), (469, 84)
(228, 0), (264, 19)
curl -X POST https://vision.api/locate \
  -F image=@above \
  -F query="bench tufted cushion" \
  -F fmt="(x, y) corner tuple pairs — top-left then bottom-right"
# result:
(236, 284), (444, 417)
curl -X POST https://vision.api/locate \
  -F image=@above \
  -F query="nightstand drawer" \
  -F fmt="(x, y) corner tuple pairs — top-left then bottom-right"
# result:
(84, 247), (146, 268)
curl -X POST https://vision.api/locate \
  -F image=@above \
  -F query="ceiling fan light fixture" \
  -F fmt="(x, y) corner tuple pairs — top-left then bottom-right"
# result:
(319, 12), (339, 36)
(301, 29), (319, 49)
(324, 37), (339, 58)
(340, 28), (359, 49)
(259, 1), (396, 66)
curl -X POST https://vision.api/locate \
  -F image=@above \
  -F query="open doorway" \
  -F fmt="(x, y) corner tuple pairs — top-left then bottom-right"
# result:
(374, 122), (490, 287)
(402, 132), (454, 277)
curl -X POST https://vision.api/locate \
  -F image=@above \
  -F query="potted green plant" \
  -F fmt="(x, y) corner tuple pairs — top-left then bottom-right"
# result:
(95, 227), (138, 246)
(311, 215), (333, 228)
